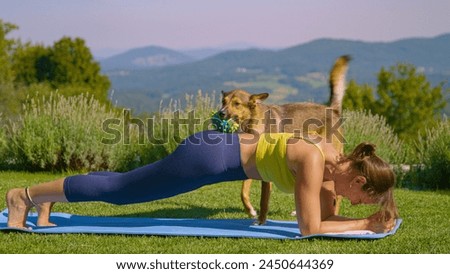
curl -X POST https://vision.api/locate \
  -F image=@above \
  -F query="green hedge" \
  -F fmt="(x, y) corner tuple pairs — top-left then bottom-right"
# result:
(342, 110), (407, 164)
(5, 94), (119, 171)
(1, 91), (218, 172)
(110, 91), (219, 171)
(410, 119), (450, 189)
(0, 121), (9, 169)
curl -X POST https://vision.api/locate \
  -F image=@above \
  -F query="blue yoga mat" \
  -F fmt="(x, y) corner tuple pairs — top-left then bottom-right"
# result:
(0, 209), (402, 240)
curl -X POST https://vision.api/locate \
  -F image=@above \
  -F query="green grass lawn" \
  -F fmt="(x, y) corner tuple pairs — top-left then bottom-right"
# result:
(0, 171), (449, 254)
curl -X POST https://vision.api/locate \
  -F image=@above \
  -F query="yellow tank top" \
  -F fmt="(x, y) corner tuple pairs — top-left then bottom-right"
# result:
(255, 133), (325, 193)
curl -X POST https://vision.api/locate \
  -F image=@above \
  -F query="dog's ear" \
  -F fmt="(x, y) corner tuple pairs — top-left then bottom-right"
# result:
(249, 93), (269, 103)
(248, 93), (269, 109)
(221, 90), (231, 99)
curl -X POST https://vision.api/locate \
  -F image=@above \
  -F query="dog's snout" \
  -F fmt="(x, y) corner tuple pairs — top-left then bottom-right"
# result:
(218, 107), (227, 118)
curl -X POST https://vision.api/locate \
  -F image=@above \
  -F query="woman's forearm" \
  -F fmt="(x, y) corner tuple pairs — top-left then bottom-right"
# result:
(300, 216), (369, 235)
(325, 215), (357, 221)
(317, 217), (369, 234)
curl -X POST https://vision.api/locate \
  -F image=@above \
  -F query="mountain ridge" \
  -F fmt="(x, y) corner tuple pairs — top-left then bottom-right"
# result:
(103, 33), (450, 114)
(100, 45), (195, 70)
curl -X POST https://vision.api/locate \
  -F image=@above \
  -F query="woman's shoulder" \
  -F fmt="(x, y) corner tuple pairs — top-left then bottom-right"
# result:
(286, 137), (325, 165)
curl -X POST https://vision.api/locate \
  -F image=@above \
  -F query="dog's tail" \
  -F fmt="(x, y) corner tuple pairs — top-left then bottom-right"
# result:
(329, 55), (351, 114)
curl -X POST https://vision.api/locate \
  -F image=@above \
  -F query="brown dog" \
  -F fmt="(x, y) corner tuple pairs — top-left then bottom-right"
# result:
(219, 55), (350, 224)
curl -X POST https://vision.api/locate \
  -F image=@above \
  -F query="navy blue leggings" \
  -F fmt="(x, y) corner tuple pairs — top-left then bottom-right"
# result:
(63, 131), (248, 205)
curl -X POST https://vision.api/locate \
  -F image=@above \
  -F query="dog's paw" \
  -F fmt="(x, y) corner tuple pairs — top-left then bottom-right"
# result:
(248, 209), (257, 218)
(252, 219), (265, 226)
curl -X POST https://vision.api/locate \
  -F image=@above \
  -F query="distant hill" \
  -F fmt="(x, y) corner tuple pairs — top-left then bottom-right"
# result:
(103, 34), (450, 114)
(100, 46), (195, 70)
(180, 48), (230, 60)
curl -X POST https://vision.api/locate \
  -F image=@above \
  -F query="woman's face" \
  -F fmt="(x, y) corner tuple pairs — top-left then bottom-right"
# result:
(333, 162), (378, 205)
(345, 181), (378, 205)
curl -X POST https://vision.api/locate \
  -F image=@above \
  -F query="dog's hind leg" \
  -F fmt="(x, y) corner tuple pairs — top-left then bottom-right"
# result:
(241, 179), (257, 217)
(257, 181), (272, 225)
(334, 195), (343, 215)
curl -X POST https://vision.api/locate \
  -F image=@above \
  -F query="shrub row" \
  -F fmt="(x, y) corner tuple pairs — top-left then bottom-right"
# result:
(2, 94), (117, 171)
(342, 110), (407, 164)
(407, 118), (449, 189)
(0, 91), (218, 172)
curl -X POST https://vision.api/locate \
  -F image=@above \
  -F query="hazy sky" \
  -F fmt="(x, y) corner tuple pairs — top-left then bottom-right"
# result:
(1, 0), (450, 57)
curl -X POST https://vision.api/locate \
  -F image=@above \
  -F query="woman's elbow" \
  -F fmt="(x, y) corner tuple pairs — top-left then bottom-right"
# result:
(300, 229), (319, 236)
(299, 225), (320, 236)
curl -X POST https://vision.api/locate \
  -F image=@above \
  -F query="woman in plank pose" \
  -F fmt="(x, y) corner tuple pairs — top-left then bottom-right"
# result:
(6, 130), (397, 235)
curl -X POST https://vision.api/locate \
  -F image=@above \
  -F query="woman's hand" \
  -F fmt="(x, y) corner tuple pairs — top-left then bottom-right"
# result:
(366, 211), (395, 233)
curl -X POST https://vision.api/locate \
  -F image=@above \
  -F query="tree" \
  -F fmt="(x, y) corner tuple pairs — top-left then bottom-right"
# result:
(1, 20), (112, 118)
(12, 36), (111, 103)
(343, 63), (448, 140)
(49, 37), (110, 102)
(0, 20), (22, 117)
(343, 80), (376, 111)
(12, 43), (51, 85)
(374, 64), (446, 139)
(0, 19), (17, 84)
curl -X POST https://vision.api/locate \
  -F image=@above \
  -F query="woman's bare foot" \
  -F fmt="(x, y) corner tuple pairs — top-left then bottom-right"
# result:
(36, 202), (56, 226)
(6, 188), (32, 229)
